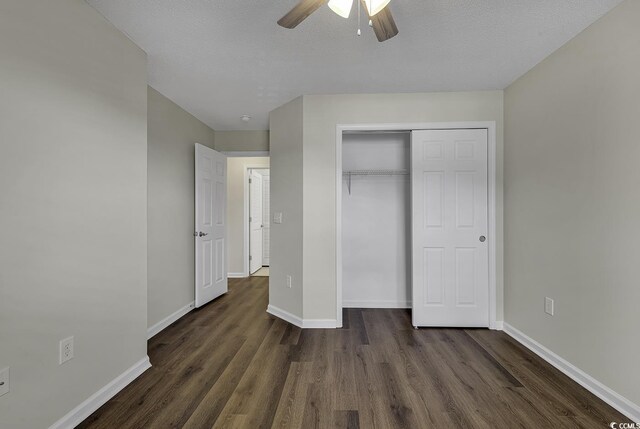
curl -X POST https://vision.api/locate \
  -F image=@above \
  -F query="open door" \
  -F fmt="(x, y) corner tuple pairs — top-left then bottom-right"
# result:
(411, 129), (489, 327)
(195, 144), (227, 308)
(249, 170), (264, 274)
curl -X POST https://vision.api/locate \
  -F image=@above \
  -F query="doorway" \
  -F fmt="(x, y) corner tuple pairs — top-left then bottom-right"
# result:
(224, 156), (269, 279)
(341, 131), (411, 308)
(249, 168), (270, 276)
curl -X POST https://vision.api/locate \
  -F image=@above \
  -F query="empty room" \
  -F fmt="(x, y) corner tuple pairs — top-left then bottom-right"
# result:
(1, 0), (639, 428)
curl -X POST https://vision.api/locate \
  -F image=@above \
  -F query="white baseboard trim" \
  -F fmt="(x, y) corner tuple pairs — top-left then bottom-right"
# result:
(503, 323), (640, 422)
(302, 319), (338, 329)
(490, 320), (504, 330)
(147, 301), (194, 339)
(227, 272), (247, 279)
(49, 356), (151, 429)
(343, 300), (411, 309)
(267, 305), (338, 329)
(267, 304), (303, 328)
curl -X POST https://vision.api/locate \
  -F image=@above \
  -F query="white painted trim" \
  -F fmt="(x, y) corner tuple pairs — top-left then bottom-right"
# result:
(267, 305), (338, 329)
(48, 357), (151, 429)
(302, 319), (338, 329)
(335, 125), (343, 328)
(227, 272), (247, 279)
(493, 320), (504, 330)
(243, 165), (271, 278)
(222, 151), (270, 157)
(343, 300), (411, 309)
(336, 122), (498, 330)
(267, 304), (303, 328)
(503, 323), (640, 422)
(147, 301), (195, 339)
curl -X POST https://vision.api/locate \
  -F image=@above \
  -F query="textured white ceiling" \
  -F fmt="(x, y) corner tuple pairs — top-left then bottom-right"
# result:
(87, 0), (623, 130)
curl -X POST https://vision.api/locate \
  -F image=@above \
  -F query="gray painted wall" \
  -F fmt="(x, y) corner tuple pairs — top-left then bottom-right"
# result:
(215, 130), (269, 152)
(269, 97), (304, 318)
(0, 1), (148, 427)
(147, 86), (216, 329)
(504, 0), (640, 407)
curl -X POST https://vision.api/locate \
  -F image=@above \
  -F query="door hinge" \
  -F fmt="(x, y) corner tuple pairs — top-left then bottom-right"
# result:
(249, 178), (252, 184)
(249, 255), (252, 261)
(249, 216), (252, 222)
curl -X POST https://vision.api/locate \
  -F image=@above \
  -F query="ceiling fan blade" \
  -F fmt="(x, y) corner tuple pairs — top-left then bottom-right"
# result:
(278, 0), (327, 29)
(361, 1), (398, 42)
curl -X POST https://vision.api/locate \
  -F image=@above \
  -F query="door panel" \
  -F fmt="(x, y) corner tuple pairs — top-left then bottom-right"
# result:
(262, 175), (270, 266)
(423, 247), (444, 305)
(195, 144), (227, 308)
(412, 129), (489, 327)
(249, 171), (263, 273)
(215, 238), (224, 282)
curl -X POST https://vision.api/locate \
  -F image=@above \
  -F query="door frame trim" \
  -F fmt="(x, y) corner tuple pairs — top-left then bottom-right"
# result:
(244, 166), (270, 277)
(335, 122), (498, 329)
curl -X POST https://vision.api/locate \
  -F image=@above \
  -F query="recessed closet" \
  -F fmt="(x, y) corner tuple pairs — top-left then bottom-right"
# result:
(341, 131), (411, 308)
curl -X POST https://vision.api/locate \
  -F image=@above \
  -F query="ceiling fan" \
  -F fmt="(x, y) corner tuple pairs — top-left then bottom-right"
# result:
(278, 0), (399, 42)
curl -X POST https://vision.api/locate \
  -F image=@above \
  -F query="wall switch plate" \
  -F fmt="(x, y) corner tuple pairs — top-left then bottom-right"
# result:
(545, 297), (554, 316)
(286, 275), (292, 288)
(59, 336), (74, 365)
(273, 212), (283, 224)
(0, 367), (9, 397)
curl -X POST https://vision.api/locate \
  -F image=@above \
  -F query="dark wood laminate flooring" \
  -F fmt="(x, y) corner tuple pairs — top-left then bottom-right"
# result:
(78, 277), (625, 428)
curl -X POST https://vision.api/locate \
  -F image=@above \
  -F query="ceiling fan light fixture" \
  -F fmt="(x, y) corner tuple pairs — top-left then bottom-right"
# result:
(364, 0), (391, 16)
(328, 0), (354, 18)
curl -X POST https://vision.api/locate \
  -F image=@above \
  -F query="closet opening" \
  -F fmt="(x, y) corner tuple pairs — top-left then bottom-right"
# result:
(341, 131), (412, 310)
(336, 122), (498, 330)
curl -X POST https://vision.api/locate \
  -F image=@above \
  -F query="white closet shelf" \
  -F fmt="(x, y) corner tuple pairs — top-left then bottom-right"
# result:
(342, 169), (409, 176)
(343, 170), (409, 194)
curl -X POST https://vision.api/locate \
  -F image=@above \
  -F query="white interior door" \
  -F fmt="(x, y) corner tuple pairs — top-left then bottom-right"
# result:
(262, 174), (270, 266)
(249, 170), (263, 274)
(411, 129), (489, 327)
(195, 144), (227, 308)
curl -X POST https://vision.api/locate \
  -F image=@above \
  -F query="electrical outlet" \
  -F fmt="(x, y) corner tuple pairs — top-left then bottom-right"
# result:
(286, 275), (292, 288)
(273, 212), (283, 224)
(545, 297), (554, 316)
(59, 336), (74, 365)
(0, 367), (9, 397)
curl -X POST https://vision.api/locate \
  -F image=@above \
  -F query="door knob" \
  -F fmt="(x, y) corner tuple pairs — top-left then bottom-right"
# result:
(199, 232), (208, 237)
(479, 235), (486, 243)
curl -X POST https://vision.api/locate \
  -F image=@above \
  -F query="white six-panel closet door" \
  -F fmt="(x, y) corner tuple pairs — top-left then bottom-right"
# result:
(411, 129), (489, 327)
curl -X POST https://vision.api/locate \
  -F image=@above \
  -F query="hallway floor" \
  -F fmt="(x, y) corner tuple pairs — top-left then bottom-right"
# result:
(78, 277), (625, 428)
(251, 266), (269, 277)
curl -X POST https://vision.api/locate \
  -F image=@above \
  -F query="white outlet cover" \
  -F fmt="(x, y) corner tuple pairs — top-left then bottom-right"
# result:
(273, 212), (283, 224)
(0, 367), (9, 397)
(545, 297), (554, 316)
(286, 275), (292, 288)
(59, 336), (74, 365)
